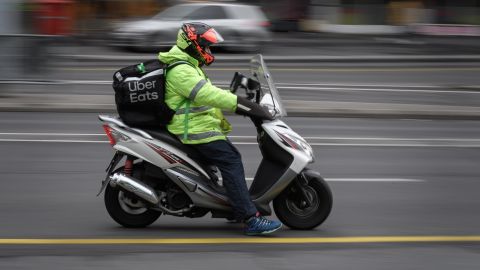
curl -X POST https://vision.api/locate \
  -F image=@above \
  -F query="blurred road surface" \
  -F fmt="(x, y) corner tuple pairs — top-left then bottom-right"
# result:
(2, 60), (480, 118)
(0, 112), (479, 269)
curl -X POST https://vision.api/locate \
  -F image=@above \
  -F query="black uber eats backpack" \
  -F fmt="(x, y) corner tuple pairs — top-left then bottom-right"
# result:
(112, 59), (189, 128)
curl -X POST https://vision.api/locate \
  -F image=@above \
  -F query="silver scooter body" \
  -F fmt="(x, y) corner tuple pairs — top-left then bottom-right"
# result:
(98, 115), (314, 214)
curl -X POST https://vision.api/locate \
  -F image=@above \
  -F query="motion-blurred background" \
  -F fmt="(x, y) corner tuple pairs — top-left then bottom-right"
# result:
(1, 0), (480, 80)
(1, 2), (480, 269)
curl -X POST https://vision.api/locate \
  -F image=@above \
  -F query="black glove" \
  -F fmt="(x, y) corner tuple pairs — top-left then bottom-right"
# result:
(235, 96), (274, 121)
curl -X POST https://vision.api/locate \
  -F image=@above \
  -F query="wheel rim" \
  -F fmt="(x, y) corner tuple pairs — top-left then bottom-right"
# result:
(286, 185), (320, 218)
(118, 191), (148, 215)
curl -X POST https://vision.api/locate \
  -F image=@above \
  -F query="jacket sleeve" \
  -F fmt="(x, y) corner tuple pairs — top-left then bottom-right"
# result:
(167, 64), (237, 112)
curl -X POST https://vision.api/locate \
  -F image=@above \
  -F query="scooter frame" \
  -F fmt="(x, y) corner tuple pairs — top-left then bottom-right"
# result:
(98, 114), (315, 215)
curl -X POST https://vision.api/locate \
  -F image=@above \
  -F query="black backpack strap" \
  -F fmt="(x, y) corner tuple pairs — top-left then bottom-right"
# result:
(166, 60), (195, 70)
(165, 60), (197, 109)
(164, 60), (198, 140)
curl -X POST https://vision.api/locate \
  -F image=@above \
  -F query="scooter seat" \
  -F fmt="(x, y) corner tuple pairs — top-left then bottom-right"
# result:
(142, 128), (203, 160)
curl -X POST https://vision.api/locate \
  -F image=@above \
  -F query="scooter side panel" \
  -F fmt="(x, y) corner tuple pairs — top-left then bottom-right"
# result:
(109, 125), (210, 178)
(105, 124), (233, 212)
(253, 168), (297, 207)
(165, 167), (231, 211)
(249, 120), (312, 208)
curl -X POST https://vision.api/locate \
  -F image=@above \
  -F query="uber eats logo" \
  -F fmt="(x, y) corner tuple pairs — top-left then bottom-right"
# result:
(128, 79), (159, 103)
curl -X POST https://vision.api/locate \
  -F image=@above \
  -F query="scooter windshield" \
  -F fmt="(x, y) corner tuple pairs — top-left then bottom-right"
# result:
(250, 54), (287, 117)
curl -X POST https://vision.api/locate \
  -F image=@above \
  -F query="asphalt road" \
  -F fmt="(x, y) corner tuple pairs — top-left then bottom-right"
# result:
(0, 112), (479, 269)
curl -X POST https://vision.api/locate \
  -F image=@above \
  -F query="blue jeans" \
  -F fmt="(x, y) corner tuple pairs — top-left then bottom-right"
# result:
(191, 140), (258, 221)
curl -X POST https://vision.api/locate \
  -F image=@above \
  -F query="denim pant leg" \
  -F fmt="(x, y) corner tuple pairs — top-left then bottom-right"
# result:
(191, 140), (258, 221)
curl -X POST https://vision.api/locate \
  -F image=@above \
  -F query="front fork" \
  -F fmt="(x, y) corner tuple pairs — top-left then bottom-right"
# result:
(290, 172), (314, 208)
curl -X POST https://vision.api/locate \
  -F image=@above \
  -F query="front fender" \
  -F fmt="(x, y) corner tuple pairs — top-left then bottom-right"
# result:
(301, 168), (332, 199)
(302, 168), (323, 180)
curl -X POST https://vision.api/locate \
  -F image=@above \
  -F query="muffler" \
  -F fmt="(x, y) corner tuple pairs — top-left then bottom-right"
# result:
(109, 173), (159, 205)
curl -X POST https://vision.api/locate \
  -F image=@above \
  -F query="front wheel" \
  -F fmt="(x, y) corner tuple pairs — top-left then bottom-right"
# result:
(104, 183), (161, 228)
(273, 176), (332, 230)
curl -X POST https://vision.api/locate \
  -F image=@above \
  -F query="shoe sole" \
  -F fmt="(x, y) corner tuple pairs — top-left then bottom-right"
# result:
(245, 224), (282, 236)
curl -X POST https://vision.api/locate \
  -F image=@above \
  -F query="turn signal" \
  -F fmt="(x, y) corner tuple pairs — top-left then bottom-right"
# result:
(259, 21), (271, 27)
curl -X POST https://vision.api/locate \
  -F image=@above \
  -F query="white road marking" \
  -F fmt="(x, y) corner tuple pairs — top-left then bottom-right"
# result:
(238, 142), (480, 147)
(277, 86), (480, 94)
(323, 178), (424, 182)
(1, 140), (479, 147)
(21, 80), (451, 89)
(4, 79), (478, 94)
(218, 82), (479, 90)
(55, 54), (480, 61)
(0, 80), (111, 85)
(0, 132), (103, 136)
(0, 139), (107, 143)
(6, 133), (478, 141)
(237, 177), (424, 182)
(275, 83), (445, 88)
(231, 135), (480, 141)
(306, 143), (480, 147)
(0, 133), (479, 147)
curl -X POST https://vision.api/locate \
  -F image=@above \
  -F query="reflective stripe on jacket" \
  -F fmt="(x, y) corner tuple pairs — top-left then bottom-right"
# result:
(158, 46), (237, 144)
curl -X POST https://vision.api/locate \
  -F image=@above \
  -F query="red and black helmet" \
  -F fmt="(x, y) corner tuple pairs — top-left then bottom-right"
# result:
(177, 22), (224, 66)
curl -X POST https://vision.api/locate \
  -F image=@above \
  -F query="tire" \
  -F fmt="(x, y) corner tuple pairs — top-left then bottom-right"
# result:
(273, 176), (332, 230)
(104, 168), (161, 228)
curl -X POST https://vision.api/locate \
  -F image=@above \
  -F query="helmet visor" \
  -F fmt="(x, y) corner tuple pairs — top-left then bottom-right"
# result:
(199, 28), (224, 46)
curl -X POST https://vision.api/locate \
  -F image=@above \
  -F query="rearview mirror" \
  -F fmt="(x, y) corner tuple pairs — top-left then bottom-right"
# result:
(229, 72), (246, 93)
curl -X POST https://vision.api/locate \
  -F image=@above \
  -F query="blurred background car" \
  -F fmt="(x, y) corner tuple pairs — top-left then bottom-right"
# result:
(110, 2), (271, 52)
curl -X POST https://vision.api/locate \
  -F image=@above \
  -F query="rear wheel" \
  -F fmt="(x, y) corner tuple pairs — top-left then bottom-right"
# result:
(104, 167), (161, 228)
(273, 176), (332, 230)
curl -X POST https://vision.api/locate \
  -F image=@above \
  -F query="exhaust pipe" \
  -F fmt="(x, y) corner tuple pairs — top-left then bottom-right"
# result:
(109, 173), (159, 205)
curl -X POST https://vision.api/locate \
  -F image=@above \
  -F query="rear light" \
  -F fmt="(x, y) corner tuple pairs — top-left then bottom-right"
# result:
(259, 21), (271, 27)
(102, 124), (116, 146)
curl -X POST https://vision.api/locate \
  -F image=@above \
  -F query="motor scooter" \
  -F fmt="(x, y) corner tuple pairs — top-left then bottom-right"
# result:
(97, 54), (332, 229)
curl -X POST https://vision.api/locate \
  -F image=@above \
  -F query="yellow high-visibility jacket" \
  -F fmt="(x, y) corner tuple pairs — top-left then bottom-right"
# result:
(159, 46), (237, 144)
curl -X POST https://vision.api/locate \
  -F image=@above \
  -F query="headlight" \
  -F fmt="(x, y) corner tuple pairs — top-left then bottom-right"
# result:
(275, 131), (314, 162)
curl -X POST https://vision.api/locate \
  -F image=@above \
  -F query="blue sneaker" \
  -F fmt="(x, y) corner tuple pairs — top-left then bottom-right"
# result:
(244, 214), (282, 236)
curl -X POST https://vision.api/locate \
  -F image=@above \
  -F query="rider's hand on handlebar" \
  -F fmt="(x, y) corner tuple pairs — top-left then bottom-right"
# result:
(235, 96), (274, 121)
